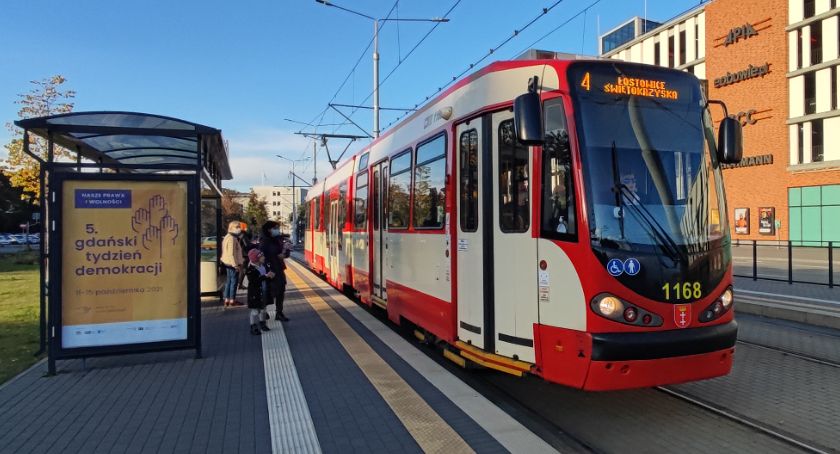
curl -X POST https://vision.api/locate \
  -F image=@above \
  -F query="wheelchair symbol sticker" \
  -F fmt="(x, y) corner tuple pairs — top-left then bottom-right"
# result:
(607, 259), (624, 276)
(624, 258), (641, 276)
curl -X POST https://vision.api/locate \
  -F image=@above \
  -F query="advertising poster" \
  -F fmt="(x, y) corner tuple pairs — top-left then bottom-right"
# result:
(758, 207), (775, 235)
(734, 207), (749, 235)
(61, 180), (189, 348)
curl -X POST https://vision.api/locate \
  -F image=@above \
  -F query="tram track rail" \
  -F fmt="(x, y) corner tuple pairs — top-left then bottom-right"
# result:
(655, 386), (832, 454)
(650, 337), (840, 454)
(735, 339), (840, 369)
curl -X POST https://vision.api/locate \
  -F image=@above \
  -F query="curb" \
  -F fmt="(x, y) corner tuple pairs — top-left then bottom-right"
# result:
(735, 296), (840, 331)
(0, 358), (46, 392)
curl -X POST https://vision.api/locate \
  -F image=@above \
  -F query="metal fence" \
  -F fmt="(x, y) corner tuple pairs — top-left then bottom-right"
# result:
(732, 240), (837, 287)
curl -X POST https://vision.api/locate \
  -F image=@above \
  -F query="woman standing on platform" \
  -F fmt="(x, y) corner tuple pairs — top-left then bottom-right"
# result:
(221, 220), (245, 307)
(259, 221), (289, 321)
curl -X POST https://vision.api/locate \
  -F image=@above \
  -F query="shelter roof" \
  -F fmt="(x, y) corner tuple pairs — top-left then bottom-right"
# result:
(16, 111), (232, 180)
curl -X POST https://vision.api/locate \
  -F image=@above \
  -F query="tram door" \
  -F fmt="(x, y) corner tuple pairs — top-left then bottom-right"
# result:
(490, 110), (538, 362)
(371, 162), (388, 302)
(455, 119), (486, 348)
(328, 198), (340, 284)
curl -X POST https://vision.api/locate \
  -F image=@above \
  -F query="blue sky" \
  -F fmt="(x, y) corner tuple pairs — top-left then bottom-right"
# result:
(0, 0), (703, 191)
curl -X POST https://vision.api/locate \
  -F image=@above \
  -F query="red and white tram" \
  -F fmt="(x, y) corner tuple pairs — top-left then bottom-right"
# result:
(302, 56), (743, 391)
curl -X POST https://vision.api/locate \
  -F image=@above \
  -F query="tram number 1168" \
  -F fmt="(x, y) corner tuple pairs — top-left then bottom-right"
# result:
(661, 282), (702, 301)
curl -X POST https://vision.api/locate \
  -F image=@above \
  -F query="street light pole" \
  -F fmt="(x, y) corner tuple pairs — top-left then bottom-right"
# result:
(373, 18), (380, 138)
(277, 155), (310, 244)
(315, 0), (448, 139)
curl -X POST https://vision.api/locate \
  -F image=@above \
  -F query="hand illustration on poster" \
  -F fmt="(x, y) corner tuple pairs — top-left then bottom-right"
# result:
(131, 194), (180, 259)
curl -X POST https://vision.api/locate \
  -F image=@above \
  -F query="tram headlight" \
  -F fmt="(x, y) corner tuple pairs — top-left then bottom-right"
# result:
(597, 296), (623, 317)
(720, 287), (733, 310)
(590, 294), (662, 326)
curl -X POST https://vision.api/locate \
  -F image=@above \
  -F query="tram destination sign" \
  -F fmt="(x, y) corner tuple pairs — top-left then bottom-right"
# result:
(571, 62), (697, 105)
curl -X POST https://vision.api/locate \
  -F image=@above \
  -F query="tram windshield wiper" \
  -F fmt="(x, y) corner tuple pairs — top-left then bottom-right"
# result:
(615, 184), (685, 265)
(609, 141), (626, 239)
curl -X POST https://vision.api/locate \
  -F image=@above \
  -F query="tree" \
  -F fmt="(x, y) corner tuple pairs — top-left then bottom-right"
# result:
(3, 76), (76, 201)
(0, 172), (31, 232)
(221, 188), (244, 227)
(243, 190), (268, 233)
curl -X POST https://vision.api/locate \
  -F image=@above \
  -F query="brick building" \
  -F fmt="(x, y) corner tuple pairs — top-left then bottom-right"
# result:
(601, 0), (840, 245)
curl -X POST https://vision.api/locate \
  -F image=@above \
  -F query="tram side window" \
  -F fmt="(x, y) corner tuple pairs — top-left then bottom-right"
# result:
(498, 119), (530, 233)
(388, 150), (412, 229)
(460, 129), (479, 232)
(324, 197), (331, 232)
(413, 134), (446, 229)
(314, 198), (321, 230)
(541, 98), (576, 239)
(339, 184), (347, 240)
(355, 171), (369, 230)
(358, 152), (369, 171)
(373, 171), (380, 231)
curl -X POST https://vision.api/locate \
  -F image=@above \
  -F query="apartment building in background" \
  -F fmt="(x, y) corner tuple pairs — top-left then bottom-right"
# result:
(250, 185), (308, 229)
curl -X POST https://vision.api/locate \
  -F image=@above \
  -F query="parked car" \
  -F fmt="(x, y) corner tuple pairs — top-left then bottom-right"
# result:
(200, 236), (217, 251)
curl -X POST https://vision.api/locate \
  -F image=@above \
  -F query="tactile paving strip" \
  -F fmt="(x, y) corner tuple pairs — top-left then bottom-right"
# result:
(286, 266), (475, 454)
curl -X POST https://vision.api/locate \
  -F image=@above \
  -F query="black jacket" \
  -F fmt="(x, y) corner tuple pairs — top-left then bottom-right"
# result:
(259, 237), (287, 282)
(245, 263), (272, 309)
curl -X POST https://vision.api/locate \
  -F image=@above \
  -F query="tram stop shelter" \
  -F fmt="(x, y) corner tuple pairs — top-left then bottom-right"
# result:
(15, 111), (233, 374)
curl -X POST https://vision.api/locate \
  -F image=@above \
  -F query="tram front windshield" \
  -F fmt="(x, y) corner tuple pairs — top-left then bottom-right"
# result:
(566, 62), (730, 300)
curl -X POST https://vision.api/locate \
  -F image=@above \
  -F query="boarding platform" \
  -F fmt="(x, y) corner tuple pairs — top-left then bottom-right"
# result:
(0, 260), (557, 454)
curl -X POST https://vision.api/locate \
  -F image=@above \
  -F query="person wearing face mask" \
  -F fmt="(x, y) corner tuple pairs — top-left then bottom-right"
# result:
(259, 221), (289, 321)
(221, 220), (245, 307)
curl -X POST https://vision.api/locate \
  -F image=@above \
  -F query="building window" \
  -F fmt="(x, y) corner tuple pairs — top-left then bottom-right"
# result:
(811, 21), (822, 65)
(354, 171), (368, 230)
(413, 134), (446, 229)
(654, 40), (661, 66)
(542, 98), (576, 239)
(812, 119), (824, 162)
(498, 120), (529, 233)
(832, 66), (837, 110)
(789, 185), (840, 246)
(642, 19), (660, 33)
(798, 123), (805, 164)
(798, 29), (804, 69)
(805, 0), (815, 18)
(805, 72), (817, 114)
(459, 128), (479, 232)
(602, 21), (636, 53)
(695, 23), (699, 59)
(668, 34), (675, 67)
(388, 150), (412, 229)
(679, 29), (686, 66)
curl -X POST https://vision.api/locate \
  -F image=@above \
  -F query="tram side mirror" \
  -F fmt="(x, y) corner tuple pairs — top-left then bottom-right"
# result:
(514, 77), (544, 145)
(717, 116), (743, 164)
